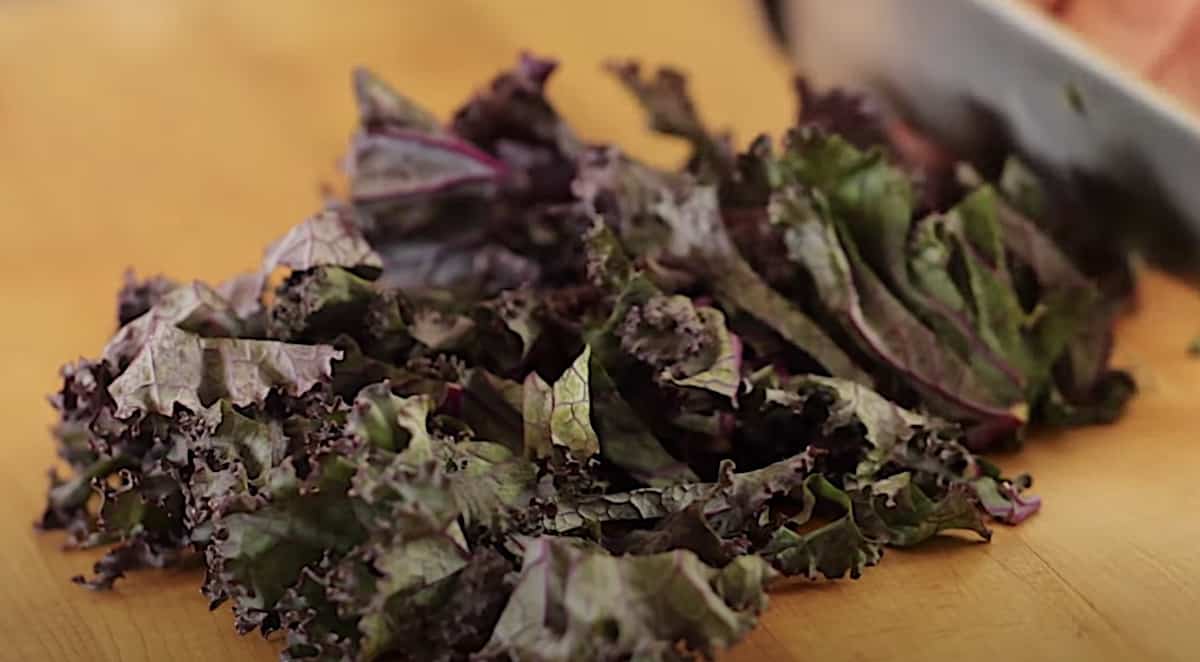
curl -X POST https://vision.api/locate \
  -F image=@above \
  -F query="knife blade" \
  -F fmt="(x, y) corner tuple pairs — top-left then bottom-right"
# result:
(769, 0), (1200, 277)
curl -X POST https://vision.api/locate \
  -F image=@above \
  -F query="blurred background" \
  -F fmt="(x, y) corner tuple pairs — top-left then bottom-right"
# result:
(1, 2), (1197, 660)
(1027, 0), (1200, 109)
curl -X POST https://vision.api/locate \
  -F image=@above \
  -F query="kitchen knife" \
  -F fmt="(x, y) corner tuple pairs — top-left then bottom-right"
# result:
(766, 0), (1200, 275)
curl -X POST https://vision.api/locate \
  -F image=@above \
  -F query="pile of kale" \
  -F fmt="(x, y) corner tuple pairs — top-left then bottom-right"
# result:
(40, 55), (1133, 661)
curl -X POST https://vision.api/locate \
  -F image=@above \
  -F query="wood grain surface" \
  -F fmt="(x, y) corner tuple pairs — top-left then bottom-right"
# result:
(1, 2), (1198, 661)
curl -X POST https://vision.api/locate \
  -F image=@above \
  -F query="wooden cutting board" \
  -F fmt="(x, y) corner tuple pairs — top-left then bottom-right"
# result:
(1, 2), (1197, 660)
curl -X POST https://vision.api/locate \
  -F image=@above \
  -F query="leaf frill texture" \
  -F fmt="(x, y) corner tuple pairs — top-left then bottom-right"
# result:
(39, 54), (1130, 661)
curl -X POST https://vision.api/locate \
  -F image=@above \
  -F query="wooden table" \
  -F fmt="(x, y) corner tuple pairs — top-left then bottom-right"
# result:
(2, 2), (1198, 660)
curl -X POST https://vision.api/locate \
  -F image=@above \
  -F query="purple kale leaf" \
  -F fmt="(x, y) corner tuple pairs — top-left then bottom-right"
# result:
(476, 537), (775, 662)
(107, 324), (341, 418)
